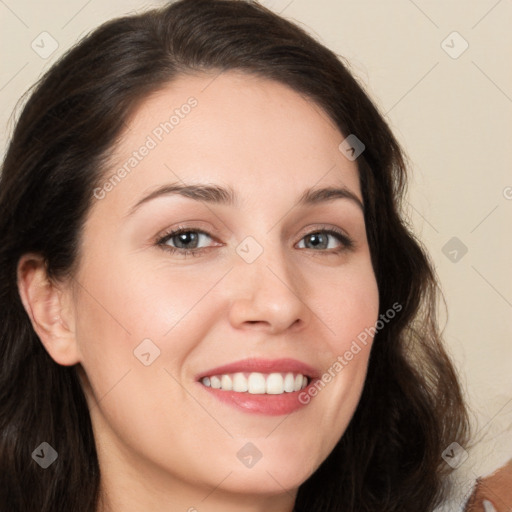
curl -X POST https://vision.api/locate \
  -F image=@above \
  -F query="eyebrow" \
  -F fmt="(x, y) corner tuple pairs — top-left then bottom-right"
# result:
(126, 182), (364, 217)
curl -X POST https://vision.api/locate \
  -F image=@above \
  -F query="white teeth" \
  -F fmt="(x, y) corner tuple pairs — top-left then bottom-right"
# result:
(201, 371), (309, 395)
(232, 372), (248, 392)
(284, 372), (295, 392)
(220, 374), (232, 391)
(210, 376), (221, 389)
(266, 373), (284, 394)
(294, 374), (303, 392)
(248, 372), (266, 394)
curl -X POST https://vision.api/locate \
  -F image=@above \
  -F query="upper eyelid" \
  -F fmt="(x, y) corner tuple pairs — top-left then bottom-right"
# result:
(157, 227), (217, 244)
(157, 225), (353, 248)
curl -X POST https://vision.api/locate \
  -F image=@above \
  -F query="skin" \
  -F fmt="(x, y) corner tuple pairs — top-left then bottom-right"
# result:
(17, 71), (379, 512)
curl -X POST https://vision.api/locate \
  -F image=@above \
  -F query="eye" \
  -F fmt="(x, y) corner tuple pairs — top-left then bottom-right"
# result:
(156, 226), (217, 257)
(296, 228), (354, 253)
(155, 225), (354, 258)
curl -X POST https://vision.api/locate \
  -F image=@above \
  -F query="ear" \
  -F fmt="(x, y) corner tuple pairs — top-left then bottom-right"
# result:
(17, 253), (81, 366)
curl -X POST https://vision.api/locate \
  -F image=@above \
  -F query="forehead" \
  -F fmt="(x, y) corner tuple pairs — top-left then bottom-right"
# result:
(95, 70), (361, 215)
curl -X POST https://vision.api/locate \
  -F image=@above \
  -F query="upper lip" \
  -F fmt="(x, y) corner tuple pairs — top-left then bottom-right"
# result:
(196, 358), (319, 381)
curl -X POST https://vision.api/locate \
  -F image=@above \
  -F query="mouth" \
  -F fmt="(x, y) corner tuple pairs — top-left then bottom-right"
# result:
(196, 358), (318, 415)
(200, 371), (309, 394)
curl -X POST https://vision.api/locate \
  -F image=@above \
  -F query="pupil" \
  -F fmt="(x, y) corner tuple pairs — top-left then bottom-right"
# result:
(178, 232), (197, 248)
(309, 233), (325, 248)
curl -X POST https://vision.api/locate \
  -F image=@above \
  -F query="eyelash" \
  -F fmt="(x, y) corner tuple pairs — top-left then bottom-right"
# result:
(155, 225), (355, 258)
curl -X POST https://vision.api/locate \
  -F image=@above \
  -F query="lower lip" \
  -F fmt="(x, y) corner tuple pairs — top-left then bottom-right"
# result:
(199, 380), (317, 416)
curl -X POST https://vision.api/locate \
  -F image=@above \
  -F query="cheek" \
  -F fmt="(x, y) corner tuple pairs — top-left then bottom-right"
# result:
(73, 252), (200, 353)
(317, 257), (380, 354)
(72, 252), (227, 411)
(303, 259), (379, 436)
(71, 255), (165, 406)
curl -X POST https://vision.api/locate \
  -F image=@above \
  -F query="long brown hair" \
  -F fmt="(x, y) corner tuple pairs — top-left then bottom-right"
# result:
(0, 1), (470, 510)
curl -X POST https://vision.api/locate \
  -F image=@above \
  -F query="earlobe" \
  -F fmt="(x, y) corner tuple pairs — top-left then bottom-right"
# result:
(16, 253), (81, 366)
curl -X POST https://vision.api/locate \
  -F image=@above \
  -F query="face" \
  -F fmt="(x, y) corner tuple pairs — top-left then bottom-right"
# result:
(69, 71), (379, 505)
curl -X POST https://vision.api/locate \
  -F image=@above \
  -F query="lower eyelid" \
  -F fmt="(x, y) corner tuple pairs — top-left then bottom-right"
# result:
(158, 230), (215, 248)
(301, 233), (353, 250)
(158, 228), (353, 254)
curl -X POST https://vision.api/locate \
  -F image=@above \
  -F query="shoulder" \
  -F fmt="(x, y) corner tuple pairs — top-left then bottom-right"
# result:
(463, 459), (512, 512)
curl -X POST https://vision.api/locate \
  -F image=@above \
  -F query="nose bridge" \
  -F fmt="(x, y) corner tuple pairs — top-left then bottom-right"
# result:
(237, 227), (294, 287)
(228, 229), (308, 331)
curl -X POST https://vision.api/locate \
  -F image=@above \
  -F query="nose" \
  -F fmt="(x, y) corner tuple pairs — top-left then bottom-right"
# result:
(227, 240), (311, 334)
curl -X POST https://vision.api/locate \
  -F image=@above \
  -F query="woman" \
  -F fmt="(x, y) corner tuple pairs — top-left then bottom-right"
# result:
(0, 0), (470, 510)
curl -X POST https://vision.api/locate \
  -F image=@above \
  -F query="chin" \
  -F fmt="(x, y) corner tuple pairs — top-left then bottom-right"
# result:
(220, 467), (312, 496)
(213, 449), (321, 496)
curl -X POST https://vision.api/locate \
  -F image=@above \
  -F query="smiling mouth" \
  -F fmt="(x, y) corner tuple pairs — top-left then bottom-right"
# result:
(200, 372), (309, 395)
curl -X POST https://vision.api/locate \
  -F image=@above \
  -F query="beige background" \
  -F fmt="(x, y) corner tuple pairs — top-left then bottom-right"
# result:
(1, 0), (511, 509)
